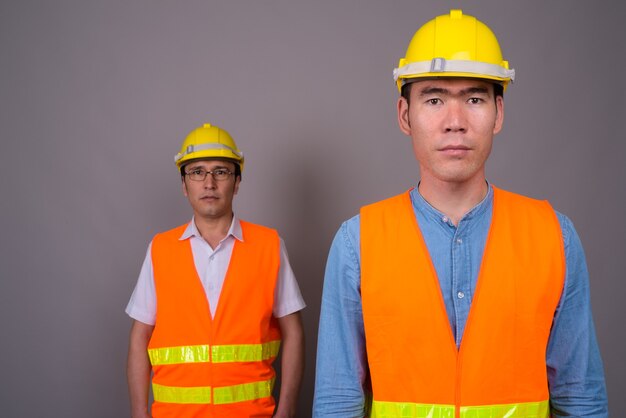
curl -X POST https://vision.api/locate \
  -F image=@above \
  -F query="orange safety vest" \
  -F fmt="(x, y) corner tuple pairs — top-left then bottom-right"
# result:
(147, 220), (282, 418)
(360, 187), (565, 418)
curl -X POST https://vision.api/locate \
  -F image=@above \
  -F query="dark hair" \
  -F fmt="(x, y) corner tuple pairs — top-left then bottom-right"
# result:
(400, 79), (504, 105)
(400, 82), (413, 104)
(180, 159), (242, 181)
(493, 83), (504, 99)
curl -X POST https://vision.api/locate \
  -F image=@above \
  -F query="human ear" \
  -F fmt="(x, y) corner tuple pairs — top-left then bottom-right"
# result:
(493, 95), (504, 134)
(397, 97), (412, 135)
(181, 177), (189, 197)
(233, 176), (241, 195)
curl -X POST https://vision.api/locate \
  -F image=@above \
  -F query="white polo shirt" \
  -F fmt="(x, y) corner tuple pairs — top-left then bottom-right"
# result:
(126, 216), (306, 324)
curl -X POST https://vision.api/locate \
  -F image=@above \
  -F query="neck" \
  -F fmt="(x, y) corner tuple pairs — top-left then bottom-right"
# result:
(418, 176), (488, 226)
(194, 213), (234, 249)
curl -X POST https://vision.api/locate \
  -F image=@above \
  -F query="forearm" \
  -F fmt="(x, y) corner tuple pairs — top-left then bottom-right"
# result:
(127, 320), (154, 418)
(274, 312), (305, 418)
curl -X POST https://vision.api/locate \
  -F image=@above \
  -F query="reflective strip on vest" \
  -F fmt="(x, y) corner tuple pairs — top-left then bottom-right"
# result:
(148, 340), (281, 365)
(460, 400), (549, 418)
(149, 345), (209, 365)
(213, 340), (281, 363)
(152, 383), (211, 404)
(371, 401), (454, 418)
(152, 378), (274, 405)
(371, 400), (549, 418)
(214, 378), (275, 405)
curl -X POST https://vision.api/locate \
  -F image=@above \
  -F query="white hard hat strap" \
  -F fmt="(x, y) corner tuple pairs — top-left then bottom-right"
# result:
(174, 143), (244, 163)
(393, 58), (515, 83)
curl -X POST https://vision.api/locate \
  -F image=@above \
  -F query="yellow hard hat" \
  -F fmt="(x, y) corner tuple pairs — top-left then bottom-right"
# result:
(174, 123), (244, 172)
(393, 9), (515, 92)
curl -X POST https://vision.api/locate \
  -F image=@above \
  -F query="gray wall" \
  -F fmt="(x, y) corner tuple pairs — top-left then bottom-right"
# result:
(1, 1), (625, 416)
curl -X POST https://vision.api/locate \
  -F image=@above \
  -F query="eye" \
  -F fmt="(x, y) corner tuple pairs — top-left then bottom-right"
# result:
(468, 97), (483, 104)
(427, 98), (441, 105)
(213, 169), (232, 180)
(192, 169), (205, 175)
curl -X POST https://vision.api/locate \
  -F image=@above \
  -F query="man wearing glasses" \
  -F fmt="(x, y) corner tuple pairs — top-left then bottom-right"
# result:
(126, 123), (305, 418)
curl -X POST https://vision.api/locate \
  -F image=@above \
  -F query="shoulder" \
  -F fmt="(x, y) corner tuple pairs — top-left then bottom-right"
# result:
(239, 219), (277, 234)
(493, 187), (562, 225)
(327, 213), (361, 260)
(338, 191), (411, 244)
(152, 223), (188, 244)
(494, 187), (550, 207)
(342, 213), (361, 241)
(238, 219), (280, 249)
(553, 210), (578, 251)
(496, 187), (579, 249)
(361, 191), (410, 214)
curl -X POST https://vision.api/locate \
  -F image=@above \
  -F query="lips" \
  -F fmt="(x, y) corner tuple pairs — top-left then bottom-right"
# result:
(439, 144), (472, 157)
(440, 144), (471, 151)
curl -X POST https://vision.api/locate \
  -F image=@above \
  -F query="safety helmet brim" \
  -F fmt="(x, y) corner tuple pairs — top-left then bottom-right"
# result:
(175, 123), (245, 172)
(394, 10), (515, 92)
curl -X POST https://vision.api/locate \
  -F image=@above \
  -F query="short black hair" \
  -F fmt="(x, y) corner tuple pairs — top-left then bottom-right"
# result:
(180, 159), (242, 181)
(400, 79), (504, 105)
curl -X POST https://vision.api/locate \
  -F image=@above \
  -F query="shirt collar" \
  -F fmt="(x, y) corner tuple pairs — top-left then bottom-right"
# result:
(409, 182), (493, 224)
(179, 215), (244, 242)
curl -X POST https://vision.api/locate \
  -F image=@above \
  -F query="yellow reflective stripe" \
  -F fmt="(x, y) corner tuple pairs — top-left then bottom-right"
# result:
(460, 400), (549, 418)
(371, 401), (454, 418)
(371, 400), (549, 418)
(152, 378), (274, 405)
(212, 340), (281, 363)
(148, 340), (281, 365)
(152, 383), (211, 404)
(148, 345), (210, 365)
(213, 377), (275, 405)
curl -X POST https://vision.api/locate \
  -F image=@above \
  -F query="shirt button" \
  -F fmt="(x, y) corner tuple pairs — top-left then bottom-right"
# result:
(457, 291), (465, 299)
(442, 216), (448, 223)
(456, 238), (463, 244)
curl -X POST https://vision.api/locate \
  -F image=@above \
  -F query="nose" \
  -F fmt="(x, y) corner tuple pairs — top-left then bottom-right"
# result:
(444, 101), (467, 133)
(203, 174), (217, 189)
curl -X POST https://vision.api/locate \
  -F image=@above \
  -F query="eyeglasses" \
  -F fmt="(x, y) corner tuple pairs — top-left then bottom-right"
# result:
(185, 168), (234, 182)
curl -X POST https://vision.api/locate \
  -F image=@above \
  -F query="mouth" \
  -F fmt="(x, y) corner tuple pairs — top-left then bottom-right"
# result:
(200, 195), (219, 201)
(439, 144), (471, 156)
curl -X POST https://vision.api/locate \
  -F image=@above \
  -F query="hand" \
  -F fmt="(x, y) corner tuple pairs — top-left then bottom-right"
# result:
(273, 412), (294, 418)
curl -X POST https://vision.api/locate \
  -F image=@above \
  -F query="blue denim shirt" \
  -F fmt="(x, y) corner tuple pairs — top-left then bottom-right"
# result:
(313, 185), (608, 417)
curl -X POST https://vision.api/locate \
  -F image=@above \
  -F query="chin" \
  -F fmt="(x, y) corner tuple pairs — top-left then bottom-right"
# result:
(436, 171), (480, 184)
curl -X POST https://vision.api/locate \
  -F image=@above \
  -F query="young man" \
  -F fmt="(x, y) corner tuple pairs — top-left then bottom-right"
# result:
(126, 123), (305, 418)
(313, 10), (608, 418)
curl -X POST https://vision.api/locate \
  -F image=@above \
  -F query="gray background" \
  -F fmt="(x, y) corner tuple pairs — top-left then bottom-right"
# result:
(1, 1), (625, 416)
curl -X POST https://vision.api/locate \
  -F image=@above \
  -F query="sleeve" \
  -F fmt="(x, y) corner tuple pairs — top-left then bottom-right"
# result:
(547, 213), (608, 417)
(313, 217), (370, 418)
(273, 237), (306, 318)
(125, 241), (157, 326)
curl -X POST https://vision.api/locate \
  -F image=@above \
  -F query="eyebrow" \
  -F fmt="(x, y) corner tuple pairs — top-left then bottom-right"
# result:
(419, 86), (490, 96)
